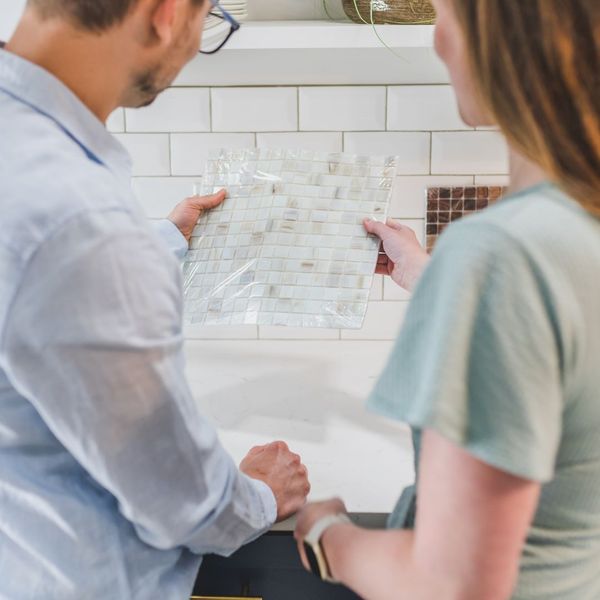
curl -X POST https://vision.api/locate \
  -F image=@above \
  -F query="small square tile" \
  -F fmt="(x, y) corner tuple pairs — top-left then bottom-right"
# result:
(183, 148), (397, 329)
(425, 184), (507, 252)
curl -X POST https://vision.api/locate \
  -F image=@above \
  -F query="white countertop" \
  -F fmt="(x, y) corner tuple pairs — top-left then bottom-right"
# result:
(184, 339), (415, 515)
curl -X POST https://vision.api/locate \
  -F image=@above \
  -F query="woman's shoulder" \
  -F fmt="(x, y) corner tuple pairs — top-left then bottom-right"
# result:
(436, 182), (600, 268)
(460, 183), (597, 245)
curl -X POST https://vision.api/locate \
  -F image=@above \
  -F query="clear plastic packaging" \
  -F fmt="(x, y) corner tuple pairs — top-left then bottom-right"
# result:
(183, 148), (397, 329)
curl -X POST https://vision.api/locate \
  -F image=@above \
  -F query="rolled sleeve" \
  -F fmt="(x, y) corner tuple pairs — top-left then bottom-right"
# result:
(153, 218), (189, 261)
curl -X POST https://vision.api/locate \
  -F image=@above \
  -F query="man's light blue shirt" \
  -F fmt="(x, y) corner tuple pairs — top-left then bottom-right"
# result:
(0, 48), (276, 599)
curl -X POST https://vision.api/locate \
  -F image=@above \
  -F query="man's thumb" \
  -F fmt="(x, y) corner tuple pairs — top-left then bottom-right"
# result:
(188, 188), (227, 210)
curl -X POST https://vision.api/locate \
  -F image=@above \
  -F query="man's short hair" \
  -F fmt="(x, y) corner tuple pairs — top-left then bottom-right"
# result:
(28, 0), (205, 32)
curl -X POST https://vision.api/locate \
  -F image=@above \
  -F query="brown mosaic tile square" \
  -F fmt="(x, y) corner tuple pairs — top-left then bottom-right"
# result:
(426, 185), (507, 253)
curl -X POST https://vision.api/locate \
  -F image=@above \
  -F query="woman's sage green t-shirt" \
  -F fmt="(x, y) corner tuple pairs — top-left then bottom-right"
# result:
(368, 183), (600, 600)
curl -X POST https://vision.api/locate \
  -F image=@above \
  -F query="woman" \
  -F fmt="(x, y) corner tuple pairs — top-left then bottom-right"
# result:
(294, 1), (600, 598)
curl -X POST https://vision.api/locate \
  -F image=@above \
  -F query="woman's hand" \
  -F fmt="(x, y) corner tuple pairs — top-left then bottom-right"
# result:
(364, 218), (431, 292)
(294, 498), (348, 573)
(167, 189), (227, 243)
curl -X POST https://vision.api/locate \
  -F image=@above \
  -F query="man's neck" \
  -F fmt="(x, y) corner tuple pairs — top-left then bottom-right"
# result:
(5, 9), (130, 122)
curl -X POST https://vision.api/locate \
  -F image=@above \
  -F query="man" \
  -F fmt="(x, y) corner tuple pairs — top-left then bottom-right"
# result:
(0, 1), (310, 598)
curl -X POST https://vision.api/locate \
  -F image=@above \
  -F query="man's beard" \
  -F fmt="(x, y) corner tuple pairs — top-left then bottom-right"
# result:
(130, 67), (171, 108)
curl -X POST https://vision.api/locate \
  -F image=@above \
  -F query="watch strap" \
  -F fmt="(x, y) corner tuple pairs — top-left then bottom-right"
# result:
(304, 513), (351, 583)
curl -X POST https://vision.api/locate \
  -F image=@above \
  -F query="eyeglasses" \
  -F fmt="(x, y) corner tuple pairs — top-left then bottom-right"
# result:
(199, 0), (241, 55)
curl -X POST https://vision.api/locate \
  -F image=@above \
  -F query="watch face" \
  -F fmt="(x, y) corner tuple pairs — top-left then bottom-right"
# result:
(303, 542), (322, 577)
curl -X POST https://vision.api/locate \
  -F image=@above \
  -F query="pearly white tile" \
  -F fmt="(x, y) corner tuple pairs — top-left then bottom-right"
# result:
(184, 324), (259, 340)
(211, 87), (298, 132)
(257, 132), (342, 153)
(300, 87), (386, 131)
(114, 133), (170, 176)
(344, 132), (430, 175)
(391, 175), (474, 218)
(388, 85), (469, 131)
(258, 326), (340, 340)
(125, 88), (210, 133)
(106, 109), (125, 133)
(171, 133), (255, 176)
(132, 177), (198, 218)
(431, 131), (509, 175)
(341, 301), (407, 340)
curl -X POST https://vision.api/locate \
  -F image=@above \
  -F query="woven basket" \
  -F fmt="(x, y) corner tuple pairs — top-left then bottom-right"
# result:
(342, 0), (436, 24)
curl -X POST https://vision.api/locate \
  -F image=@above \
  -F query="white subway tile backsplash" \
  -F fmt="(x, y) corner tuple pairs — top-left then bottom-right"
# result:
(388, 85), (468, 131)
(257, 132), (342, 152)
(171, 133), (255, 176)
(114, 133), (170, 176)
(344, 132), (430, 175)
(300, 87), (386, 131)
(391, 175), (474, 218)
(125, 88), (210, 133)
(211, 87), (298, 132)
(106, 109), (125, 133)
(110, 81), (514, 342)
(132, 177), (197, 218)
(431, 131), (509, 175)
(341, 301), (407, 340)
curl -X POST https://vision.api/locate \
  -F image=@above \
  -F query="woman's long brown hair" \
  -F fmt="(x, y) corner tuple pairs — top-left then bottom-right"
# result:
(452, 0), (600, 215)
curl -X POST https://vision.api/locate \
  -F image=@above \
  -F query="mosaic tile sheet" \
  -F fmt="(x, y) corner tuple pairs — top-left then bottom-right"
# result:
(426, 185), (506, 252)
(183, 148), (398, 329)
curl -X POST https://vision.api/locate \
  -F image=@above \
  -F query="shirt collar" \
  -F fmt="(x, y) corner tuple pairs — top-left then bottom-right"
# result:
(0, 46), (131, 177)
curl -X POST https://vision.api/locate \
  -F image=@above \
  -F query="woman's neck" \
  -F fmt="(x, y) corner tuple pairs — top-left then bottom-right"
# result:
(507, 148), (548, 195)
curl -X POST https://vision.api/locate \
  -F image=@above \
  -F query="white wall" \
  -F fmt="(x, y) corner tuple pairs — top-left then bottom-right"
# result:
(115, 83), (508, 342)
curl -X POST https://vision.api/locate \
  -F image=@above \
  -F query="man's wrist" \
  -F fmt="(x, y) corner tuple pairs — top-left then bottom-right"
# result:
(152, 219), (189, 260)
(248, 476), (278, 527)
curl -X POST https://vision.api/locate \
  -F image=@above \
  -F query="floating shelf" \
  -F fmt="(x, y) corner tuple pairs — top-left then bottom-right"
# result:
(225, 20), (435, 50)
(176, 21), (448, 87)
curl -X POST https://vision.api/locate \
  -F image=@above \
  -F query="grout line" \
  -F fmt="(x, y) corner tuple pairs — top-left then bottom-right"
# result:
(117, 128), (483, 135)
(428, 132), (432, 175)
(384, 86), (389, 131)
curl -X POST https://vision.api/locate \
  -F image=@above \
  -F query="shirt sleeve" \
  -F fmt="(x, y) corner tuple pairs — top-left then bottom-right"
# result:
(0, 209), (276, 556)
(152, 218), (189, 261)
(368, 220), (564, 482)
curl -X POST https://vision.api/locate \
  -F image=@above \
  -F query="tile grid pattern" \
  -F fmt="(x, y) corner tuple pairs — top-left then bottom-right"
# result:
(109, 84), (510, 340)
(426, 185), (505, 252)
(184, 149), (395, 329)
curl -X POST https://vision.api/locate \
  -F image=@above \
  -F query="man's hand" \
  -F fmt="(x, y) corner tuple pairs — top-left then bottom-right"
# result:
(167, 189), (227, 243)
(240, 441), (310, 522)
(364, 217), (431, 292)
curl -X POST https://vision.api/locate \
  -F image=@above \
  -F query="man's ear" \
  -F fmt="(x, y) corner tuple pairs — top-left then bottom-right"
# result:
(150, 0), (178, 46)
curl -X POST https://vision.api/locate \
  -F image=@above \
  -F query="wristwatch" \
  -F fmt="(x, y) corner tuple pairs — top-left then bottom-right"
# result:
(302, 513), (351, 583)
